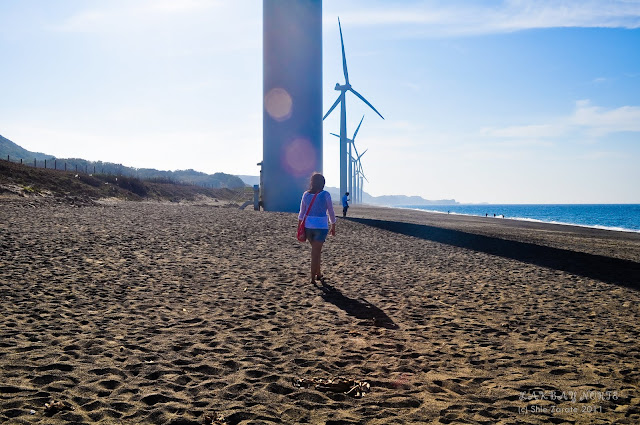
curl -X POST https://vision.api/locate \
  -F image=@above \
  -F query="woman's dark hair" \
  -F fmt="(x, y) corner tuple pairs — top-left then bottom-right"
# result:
(308, 172), (325, 194)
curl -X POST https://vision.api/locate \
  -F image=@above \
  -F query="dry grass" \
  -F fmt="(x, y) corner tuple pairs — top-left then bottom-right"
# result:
(0, 160), (251, 204)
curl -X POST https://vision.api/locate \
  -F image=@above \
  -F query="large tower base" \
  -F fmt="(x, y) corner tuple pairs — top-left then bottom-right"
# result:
(262, 0), (323, 212)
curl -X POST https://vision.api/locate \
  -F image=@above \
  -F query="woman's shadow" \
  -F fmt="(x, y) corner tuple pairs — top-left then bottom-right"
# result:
(317, 280), (398, 330)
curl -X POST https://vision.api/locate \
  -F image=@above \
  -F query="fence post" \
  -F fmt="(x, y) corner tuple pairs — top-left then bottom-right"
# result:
(75, 164), (78, 172)
(6, 155), (8, 161)
(21, 159), (23, 165)
(94, 165), (96, 174)
(55, 160), (57, 170)
(65, 163), (67, 171)
(34, 158), (36, 167)
(45, 159), (47, 169)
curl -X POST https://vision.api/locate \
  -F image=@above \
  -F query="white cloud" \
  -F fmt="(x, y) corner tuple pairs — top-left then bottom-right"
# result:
(51, 0), (223, 33)
(571, 100), (640, 135)
(336, 0), (640, 36)
(481, 100), (640, 142)
(45, 0), (260, 64)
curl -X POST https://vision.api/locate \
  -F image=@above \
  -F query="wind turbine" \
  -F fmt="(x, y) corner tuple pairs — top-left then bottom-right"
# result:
(352, 146), (368, 204)
(324, 17), (383, 200)
(356, 156), (369, 204)
(351, 154), (359, 203)
(331, 115), (365, 201)
(362, 162), (369, 202)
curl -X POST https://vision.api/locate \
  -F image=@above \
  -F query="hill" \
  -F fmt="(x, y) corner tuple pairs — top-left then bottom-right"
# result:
(361, 193), (458, 206)
(236, 175), (260, 186)
(0, 158), (250, 205)
(0, 135), (245, 189)
(236, 175), (458, 206)
(0, 134), (51, 160)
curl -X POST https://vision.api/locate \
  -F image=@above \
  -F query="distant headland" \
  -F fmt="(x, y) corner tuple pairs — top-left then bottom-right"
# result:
(236, 175), (457, 207)
(1, 135), (458, 206)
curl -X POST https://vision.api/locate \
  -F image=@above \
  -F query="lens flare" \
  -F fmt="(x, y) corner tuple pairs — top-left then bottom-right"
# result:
(265, 87), (293, 122)
(282, 138), (316, 177)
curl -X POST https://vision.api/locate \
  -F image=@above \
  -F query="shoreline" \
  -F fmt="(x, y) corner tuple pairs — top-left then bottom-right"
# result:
(391, 204), (640, 235)
(346, 204), (640, 264)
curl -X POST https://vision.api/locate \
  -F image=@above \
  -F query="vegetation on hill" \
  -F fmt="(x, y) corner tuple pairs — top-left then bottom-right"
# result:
(0, 134), (51, 160)
(0, 160), (251, 204)
(0, 135), (246, 189)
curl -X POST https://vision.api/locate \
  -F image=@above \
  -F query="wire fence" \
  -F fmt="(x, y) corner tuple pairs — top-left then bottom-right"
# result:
(3, 155), (253, 204)
(5, 155), (127, 175)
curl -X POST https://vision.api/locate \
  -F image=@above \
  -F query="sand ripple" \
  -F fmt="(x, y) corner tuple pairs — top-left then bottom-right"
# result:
(1, 200), (639, 424)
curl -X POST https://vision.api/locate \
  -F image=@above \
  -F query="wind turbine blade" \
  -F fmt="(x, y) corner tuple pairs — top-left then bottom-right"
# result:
(330, 133), (340, 138)
(323, 94), (342, 120)
(352, 115), (364, 140)
(358, 160), (366, 175)
(350, 88), (384, 120)
(359, 164), (368, 182)
(352, 143), (359, 159)
(338, 17), (349, 85)
(358, 148), (368, 160)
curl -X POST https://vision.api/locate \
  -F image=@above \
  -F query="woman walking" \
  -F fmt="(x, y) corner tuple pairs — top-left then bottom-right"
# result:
(298, 173), (336, 283)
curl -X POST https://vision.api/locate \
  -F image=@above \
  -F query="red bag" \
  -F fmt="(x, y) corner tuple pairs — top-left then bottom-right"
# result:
(296, 222), (307, 242)
(297, 192), (319, 242)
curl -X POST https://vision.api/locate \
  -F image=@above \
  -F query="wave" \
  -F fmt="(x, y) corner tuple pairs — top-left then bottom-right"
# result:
(507, 216), (640, 234)
(398, 206), (640, 234)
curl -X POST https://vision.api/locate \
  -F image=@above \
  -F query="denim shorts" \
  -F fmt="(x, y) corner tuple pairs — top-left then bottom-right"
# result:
(305, 227), (329, 242)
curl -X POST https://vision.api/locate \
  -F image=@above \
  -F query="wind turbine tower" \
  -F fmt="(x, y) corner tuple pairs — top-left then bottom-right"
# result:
(353, 147), (367, 203)
(331, 115), (365, 203)
(324, 18), (383, 200)
(262, 1), (323, 212)
(357, 158), (368, 204)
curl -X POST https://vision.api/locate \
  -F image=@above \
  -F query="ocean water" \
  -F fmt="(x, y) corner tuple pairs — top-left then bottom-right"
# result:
(398, 204), (640, 233)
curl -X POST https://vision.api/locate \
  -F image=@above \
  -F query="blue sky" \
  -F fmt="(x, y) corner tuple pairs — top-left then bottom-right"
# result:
(1, 0), (639, 203)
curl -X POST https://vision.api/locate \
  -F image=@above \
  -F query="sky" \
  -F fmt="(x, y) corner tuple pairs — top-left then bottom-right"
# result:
(1, 0), (639, 204)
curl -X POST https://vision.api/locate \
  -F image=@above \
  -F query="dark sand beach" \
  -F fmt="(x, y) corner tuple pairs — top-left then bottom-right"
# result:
(1, 198), (639, 424)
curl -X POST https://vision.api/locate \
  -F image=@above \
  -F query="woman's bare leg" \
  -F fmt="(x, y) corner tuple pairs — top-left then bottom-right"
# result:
(310, 241), (324, 280)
